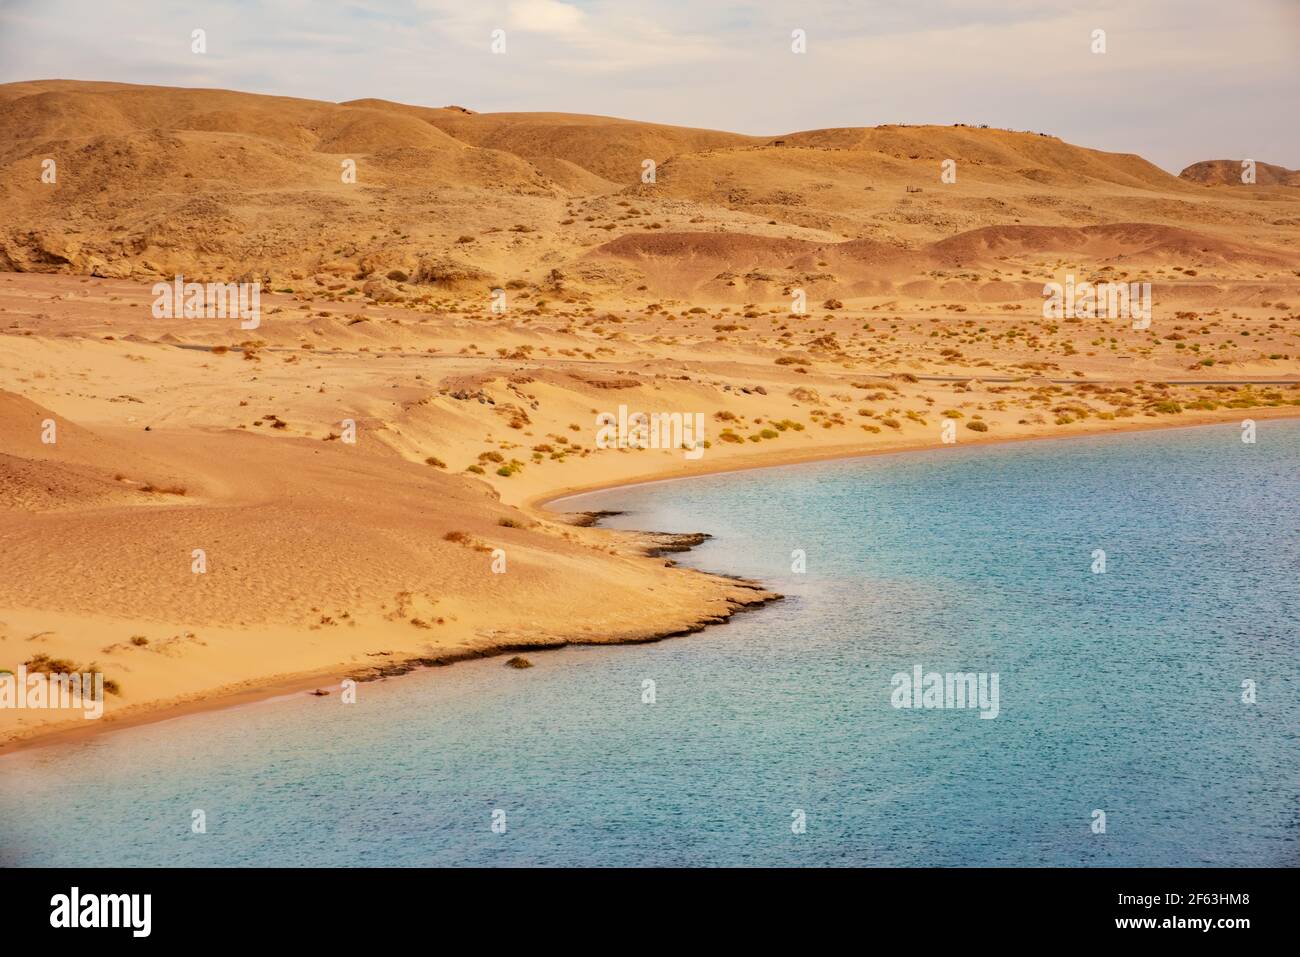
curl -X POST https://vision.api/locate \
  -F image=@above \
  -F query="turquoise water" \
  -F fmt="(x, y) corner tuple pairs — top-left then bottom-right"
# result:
(2, 422), (1296, 866)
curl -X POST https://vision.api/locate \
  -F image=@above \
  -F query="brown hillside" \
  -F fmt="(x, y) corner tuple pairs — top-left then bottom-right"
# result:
(1179, 159), (1300, 187)
(1, 80), (1297, 302)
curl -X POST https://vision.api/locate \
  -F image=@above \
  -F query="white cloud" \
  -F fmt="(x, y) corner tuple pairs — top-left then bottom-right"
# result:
(508, 0), (586, 35)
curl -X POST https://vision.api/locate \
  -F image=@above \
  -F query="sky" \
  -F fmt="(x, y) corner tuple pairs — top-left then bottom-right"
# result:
(1, 0), (1296, 173)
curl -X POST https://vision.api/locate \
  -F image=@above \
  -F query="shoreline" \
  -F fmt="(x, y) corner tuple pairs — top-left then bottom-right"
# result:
(0, 581), (781, 758)
(3, 406), (1297, 758)
(529, 405), (1300, 511)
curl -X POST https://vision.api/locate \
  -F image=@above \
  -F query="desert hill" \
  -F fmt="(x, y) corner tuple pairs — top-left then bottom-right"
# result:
(342, 97), (757, 183)
(1180, 159), (1300, 188)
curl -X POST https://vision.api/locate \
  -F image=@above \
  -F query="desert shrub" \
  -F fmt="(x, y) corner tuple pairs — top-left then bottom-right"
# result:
(139, 484), (187, 496)
(24, 654), (119, 697)
(25, 653), (76, 674)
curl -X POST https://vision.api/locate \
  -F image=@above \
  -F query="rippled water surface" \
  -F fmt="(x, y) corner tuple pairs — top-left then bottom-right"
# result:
(3, 422), (1296, 866)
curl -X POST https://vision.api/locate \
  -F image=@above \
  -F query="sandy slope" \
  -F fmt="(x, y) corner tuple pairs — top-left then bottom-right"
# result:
(0, 362), (776, 746)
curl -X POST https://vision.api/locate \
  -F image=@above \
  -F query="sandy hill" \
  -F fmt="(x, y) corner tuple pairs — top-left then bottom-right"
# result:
(771, 124), (1181, 190)
(1, 79), (1297, 302)
(342, 97), (757, 183)
(1180, 159), (1300, 187)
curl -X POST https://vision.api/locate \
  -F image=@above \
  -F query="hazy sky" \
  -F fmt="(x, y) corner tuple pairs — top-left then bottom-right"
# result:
(1, 0), (1296, 172)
